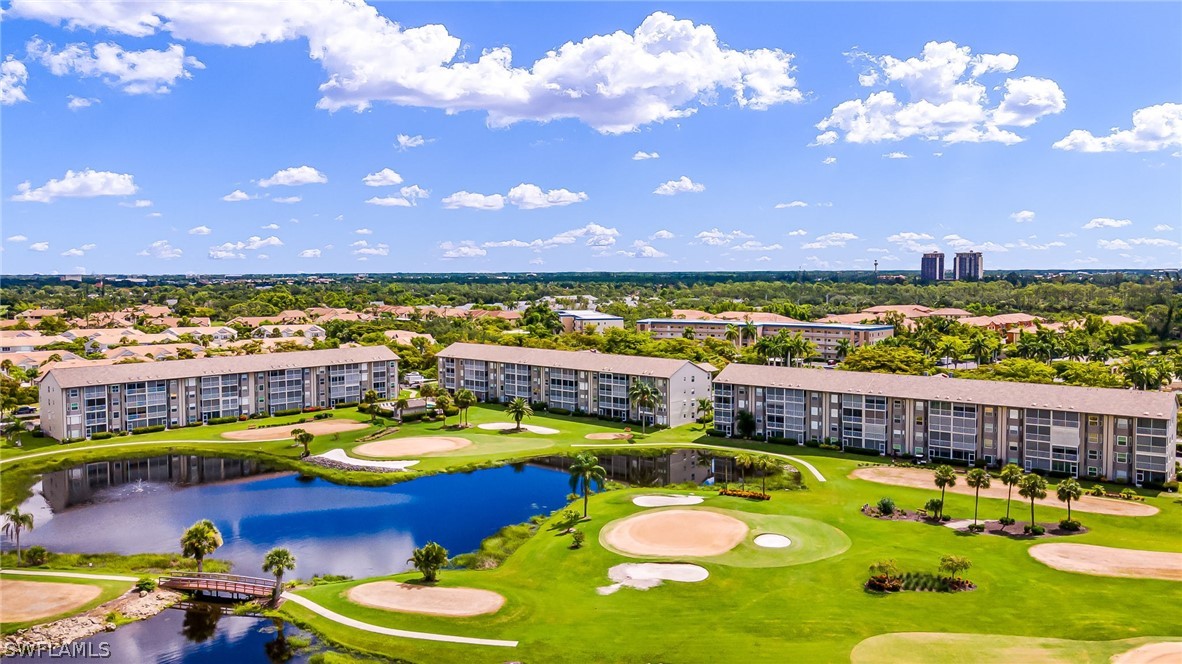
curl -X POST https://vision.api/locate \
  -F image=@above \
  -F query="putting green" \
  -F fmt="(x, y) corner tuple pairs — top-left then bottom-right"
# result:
(599, 506), (850, 569)
(850, 633), (1182, 664)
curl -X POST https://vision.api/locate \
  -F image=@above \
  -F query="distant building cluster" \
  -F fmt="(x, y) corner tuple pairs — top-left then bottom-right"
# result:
(921, 251), (984, 281)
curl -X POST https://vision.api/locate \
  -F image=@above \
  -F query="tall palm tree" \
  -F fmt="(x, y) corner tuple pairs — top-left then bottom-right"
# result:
(965, 468), (990, 527)
(505, 397), (533, 431)
(1018, 474), (1048, 530)
(394, 395), (410, 419)
(998, 463), (1023, 526)
(725, 324), (741, 349)
(682, 327), (696, 340)
(967, 335), (993, 365)
(754, 457), (780, 495)
(1055, 478), (1083, 523)
(2, 507), (34, 564)
(932, 465), (957, 519)
(742, 321), (758, 348)
(695, 397), (713, 429)
(454, 388), (477, 426)
(262, 547), (296, 604)
(568, 453), (607, 518)
(627, 381), (660, 434)
(408, 542), (449, 583)
(732, 453), (754, 489)
(180, 519), (223, 573)
(835, 338), (854, 361)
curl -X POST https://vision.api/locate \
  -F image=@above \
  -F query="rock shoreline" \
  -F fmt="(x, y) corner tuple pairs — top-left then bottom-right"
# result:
(2, 589), (182, 652)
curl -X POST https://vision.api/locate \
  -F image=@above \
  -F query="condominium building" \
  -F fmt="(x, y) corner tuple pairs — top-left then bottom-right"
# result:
(38, 347), (399, 440)
(635, 318), (894, 360)
(557, 310), (625, 334)
(953, 251), (984, 280)
(920, 252), (945, 281)
(436, 343), (711, 427)
(713, 364), (1177, 484)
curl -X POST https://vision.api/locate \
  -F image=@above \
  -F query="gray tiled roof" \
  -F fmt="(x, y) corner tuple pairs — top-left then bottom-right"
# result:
(714, 363), (1177, 419)
(42, 346), (398, 388)
(436, 342), (703, 378)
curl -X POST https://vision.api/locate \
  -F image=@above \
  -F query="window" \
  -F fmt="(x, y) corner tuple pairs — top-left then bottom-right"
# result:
(1116, 435), (1128, 446)
(1087, 466), (1099, 477)
(1115, 452), (1128, 464)
(1087, 449), (1100, 460)
(1087, 415), (1099, 426)
(111, 386), (119, 394)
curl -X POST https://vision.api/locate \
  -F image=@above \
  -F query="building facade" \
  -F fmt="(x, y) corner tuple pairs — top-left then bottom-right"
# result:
(920, 252), (945, 281)
(635, 319), (894, 360)
(953, 251), (984, 280)
(38, 347), (398, 440)
(436, 343), (710, 427)
(557, 310), (625, 334)
(713, 364), (1177, 484)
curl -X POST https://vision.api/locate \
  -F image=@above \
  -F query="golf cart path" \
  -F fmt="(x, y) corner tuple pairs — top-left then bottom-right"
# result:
(0, 569), (138, 582)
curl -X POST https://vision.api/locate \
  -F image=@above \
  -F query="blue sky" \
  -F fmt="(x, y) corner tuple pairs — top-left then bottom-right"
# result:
(1, 1), (1179, 275)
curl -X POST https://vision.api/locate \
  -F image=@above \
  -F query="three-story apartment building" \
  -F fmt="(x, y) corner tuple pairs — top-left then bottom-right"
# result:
(38, 347), (398, 440)
(636, 318), (894, 360)
(436, 343), (711, 427)
(713, 364), (1177, 484)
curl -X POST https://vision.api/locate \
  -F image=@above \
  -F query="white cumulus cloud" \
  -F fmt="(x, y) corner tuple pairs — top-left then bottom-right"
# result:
(632, 151), (660, 160)
(802, 232), (858, 249)
(258, 165), (326, 187)
(366, 196), (413, 207)
(67, 95), (99, 110)
(653, 176), (705, 196)
(1082, 217), (1131, 230)
(362, 168), (403, 186)
(6, 235), (28, 242)
(650, 229), (675, 240)
(138, 239), (181, 259)
(1010, 210), (1036, 223)
(1, 56), (29, 105)
(775, 201), (808, 209)
(1154, 224), (1174, 232)
(272, 196), (301, 204)
(506, 183), (588, 209)
(298, 249), (321, 259)
(882, 151), (910, 159)
(27, 38), (203, 94)
(222, 189), (253, 202)
(395, 134), (427, 151)
(442, 191), (505, 210)
(694, 228), (752, 246)
(822, 157), (837, 165)
(188, 225), (211, 235)
(440, 241), (487, 258)
(29, 242), (49, 251)
(1053, 103), (1181, 153)
(11, 168), (137, 203)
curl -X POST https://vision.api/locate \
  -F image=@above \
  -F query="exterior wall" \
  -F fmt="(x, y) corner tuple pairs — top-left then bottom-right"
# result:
(636, 319), (893, 360)
(559, 315), (624, 334)
(39, 356), (396, 441)
(713, 381), (1177, 483)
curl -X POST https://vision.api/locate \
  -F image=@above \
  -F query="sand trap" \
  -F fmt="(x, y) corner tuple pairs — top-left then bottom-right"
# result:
(585, 432), (634, 440)
(354, 436), (471, 457)
(754, 533), (792, 548)
(477, 422), (559, 434)
(313, 448), (419, 471)
(0, 579), (104, 623)
(632, 495), (704, 507)
(346, 581), (505, 617)
(221, 419), (368, 441)
(601, 509), (748, 557)
(1028, 543), (1182, 581)
(596, 563), (709, 595)
(850, 466), (1158, 517)
(1113, 642), (1182, 664)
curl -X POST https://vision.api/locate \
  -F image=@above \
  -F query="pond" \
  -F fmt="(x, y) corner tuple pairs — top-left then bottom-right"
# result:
(16, 455), (571, 578)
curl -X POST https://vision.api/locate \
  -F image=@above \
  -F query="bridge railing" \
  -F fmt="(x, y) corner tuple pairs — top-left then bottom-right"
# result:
(159, 572), (277, 589)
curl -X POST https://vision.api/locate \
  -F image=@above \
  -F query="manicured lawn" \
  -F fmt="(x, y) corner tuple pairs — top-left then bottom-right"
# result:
(285, 454), (1182, 663)
(0, 572), (130, 634)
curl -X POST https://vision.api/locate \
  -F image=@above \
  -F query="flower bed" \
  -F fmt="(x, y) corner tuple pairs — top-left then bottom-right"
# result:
(719, 488), (770, 500)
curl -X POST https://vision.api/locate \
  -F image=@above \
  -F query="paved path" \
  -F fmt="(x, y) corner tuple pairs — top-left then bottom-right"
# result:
(281, 593), (518, 648)
(0, 569), (137, 582)
(572, 442), (827, 482)
(0, 439), (248, 467)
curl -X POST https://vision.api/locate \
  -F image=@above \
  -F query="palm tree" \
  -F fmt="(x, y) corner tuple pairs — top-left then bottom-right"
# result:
(742, 321), (758, 348)
(454, 388), (476, 427)
(965, 468), (990, 527)
(682, 327), (696, 340)
(627, 381), (660, 434)
(568, 453), (607, 518)
(180, 519), (223, 572)
(407, 542), (449, 583)
(394, 395), (410, 419)
(1018, 473), (1048, 531)
(505, 397), (533, 431)
(835, 338), (854, 361)
(695, 397), (713, 429)
(2, 508), (34, 564)
(998, 463), (1023, 526)
(292, 428), (314, 457)
(362, 389), (379, 422)
(1055, 478), (1083, 523)
(733, 453), (754, 489)
(932, 465), (956, 519)
(435, 392), (453, 427)
(262, 547), (296, 604)
(725, 324), (741, 349)
(754, 457), (780, 495)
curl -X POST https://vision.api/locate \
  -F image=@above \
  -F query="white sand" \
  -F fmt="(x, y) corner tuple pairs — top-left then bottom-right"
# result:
(596, 563), (709, 595)
(1028, 543), (1182, 581)
(1112, 642), (1182, 664)
(477, 422), (560, 434)
(313, 448), (419, 471)
(753, 533), (792, 548)
(632, 495), (704, 507)
(354, 436), (471, 457)
(347, 581), (505, 617)
(601, 509), (748, 557)
(0, 579), (103, 623)
(221, 419), (368, 441)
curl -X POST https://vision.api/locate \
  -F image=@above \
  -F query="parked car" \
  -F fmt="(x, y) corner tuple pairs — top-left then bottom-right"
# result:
(15, 406), (36, 415)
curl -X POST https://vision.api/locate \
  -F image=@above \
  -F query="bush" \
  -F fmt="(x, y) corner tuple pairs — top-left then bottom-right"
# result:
(877, 497), (896, 515)
(90, 431), (114, 440)
(31, 429), (45, 438)
(719, 488), (770, 500)
(400, 412), (423, 423)
(967, 523), (986, 532)
(844, 446), (883, 457)
(1058, 519), (1082, 531)
(548, 407), (571, 416)
(571, 530), (586, 549)
(529, 402), (548, 412)
(205, 416), (240, 425)
(273, 408), (302, 417)
(334, 402), (359, 409)
(1023, 524), (1046, 535)
(135, 576), (157, 592)
(24, 545), (49, 566)
(129, 425), (166, 435)
(706, 428), (727, 438)
(865, 574), (903, 592)
(819, 443), (841, 451)
(924, 498), (943, 516)
(803, 439), (821, 448)
(1163, 481), (1179, 493)
(998, 516), (1016, 526)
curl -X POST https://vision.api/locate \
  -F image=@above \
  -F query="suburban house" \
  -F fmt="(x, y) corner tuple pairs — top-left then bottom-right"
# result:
(383, 330), (436, 346)
(436, 342), (711, 427)
(712, 364), (1177, 485)
(38, 346), (399, 440)
(251, 324), (327, 339)
(15, 308), (67, 324)
(557, 310), (625, 334)
(167, 326), (239, 342)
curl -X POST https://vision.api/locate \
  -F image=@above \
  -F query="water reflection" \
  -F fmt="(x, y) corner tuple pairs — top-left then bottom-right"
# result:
(536, 449), (738, 486)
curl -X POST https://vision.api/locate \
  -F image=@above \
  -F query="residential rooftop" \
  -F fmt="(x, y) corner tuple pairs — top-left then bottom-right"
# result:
(437, 342), (704, 377)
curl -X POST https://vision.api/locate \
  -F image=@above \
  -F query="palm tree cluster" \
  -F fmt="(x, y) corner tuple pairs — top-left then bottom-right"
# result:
(454, 388), (477, 426)
(753, 330), (817, 367)
(1119, 353), (1177, 390)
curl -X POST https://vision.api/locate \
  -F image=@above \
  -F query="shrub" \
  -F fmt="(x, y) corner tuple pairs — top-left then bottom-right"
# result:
(334, 402), (359, 409)
(24, 545), (49, 566)
(273, 408), (302, 417)
(400, 412), (423, 423)
(129, 425), (166, 435)
(803, 439), (821, 448)
(967, 523), (986, 532)
(998, 516), (1016, 526)
(876, 497), (896, 515)
(819, 443), (841, 451)
(530, 402), (548, 412)
(1163, 481), (1179, 493)
(571, 530), (586, 549)
(924, 498), (943, 516)
(205, 416), (240, 425)
(548, 407), (571, 416)
(1087, 484), (1106, 497)
(31, 430), (45, 438)
(90, 432), (114, 440)
(844, 446), (883, 457)
(237, 415), (248, 421)
(706, 428), (727, 438)
(135, 576), (158, 593)
(1058, 519), (1082, 531)
(556, 509), (582, 529)
(719, 488), (770, 500)
(1119, 488), (1137, 500)
(1023, 524), (1046, 535)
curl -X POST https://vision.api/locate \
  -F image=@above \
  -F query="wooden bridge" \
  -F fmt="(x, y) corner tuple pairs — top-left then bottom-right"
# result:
(159, 572), (277, 600)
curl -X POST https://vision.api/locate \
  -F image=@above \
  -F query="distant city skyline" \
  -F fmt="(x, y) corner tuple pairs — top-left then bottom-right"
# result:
(1, 1), (1180, 275)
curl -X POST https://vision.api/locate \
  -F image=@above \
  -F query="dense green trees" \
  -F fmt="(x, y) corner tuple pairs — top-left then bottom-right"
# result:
(840, 345), (935, 375)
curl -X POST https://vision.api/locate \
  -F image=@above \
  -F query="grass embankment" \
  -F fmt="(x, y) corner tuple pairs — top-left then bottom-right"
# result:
(283, 453), (1182, 663)
(0, 572), (130, 634)
(0, 551), (232, 575)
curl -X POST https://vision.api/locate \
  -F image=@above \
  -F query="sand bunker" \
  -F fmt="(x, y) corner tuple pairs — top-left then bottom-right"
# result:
(477, 422), (559, 434)
(602, 509), (748, 557)
(313, 448), (419, 471)
(632, 495), (704, 507)
(346, 581), (505, 617)
(1112, 642), (1182, 664)
(585, 432), (634, 440)
(0, 579), (104, 623)
(221, 419), (368, 441)
(754, 533), (792, 548)
(354, 436), (471, 457)
(1028, 543), (1182, 581)
(850, 466), (1158, 517)
(596, 563), (709, 595)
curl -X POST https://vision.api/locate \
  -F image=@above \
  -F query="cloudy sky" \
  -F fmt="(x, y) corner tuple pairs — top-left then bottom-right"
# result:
(1, 1), (1179, 275)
